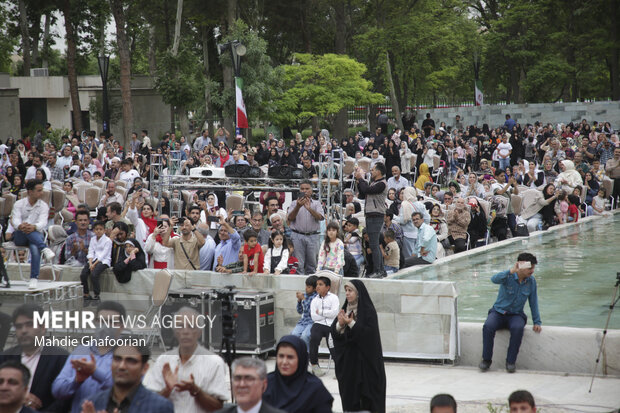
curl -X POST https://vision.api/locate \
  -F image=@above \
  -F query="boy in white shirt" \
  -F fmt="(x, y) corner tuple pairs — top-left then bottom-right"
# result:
(309, 276), (340, 377)
(80, 221), (112, 302)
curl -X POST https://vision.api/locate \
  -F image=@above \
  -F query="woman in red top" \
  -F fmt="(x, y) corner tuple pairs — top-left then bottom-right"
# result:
(242, 229), (264, 274)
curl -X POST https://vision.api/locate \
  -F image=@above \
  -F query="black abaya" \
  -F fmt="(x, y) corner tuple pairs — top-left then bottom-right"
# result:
(330, 280), (386, 413)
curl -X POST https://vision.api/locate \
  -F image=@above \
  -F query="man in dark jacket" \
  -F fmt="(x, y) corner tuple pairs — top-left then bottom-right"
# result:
(0, 304), (69, 412)
(355, 162), (388, 278)
(0, 360), (39, 413)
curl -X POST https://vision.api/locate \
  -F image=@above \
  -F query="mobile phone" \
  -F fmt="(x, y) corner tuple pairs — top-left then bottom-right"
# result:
(517, 261), (532, 269)
(232, 210), (245, 217)
(207, 216), (220, 223)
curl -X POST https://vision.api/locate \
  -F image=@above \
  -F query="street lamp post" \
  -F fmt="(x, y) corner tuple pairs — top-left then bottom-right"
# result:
(98, 55), (110, 134)
(217, 41), (247, 135)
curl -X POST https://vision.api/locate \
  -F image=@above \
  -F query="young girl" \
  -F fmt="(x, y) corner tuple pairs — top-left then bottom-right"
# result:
(317, 221), (345, 274)
(592, 188), (607, 215)
(263, 230), (289, 275)
(286, 243), (299, 274)
(556, 190), (569, 224)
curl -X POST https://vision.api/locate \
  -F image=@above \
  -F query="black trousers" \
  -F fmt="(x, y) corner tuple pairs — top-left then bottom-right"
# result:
(309, 323), (332, 365)
(448, 235), (468, 253)
(80, 262), (109, 297)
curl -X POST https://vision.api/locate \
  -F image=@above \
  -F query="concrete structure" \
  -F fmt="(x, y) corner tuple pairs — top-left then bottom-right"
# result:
(418, 100), (620, 129)
(0, 73), (171, 145)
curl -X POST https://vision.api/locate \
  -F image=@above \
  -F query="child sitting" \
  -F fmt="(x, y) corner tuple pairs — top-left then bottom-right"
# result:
(242, 229), (263, 275)
(592, 188), (607, 215)
(317, 222), (345, 274)
(567, 194), (580, 222)
(380, 229), (400, 274)
(343, 217), (364, 268)
(291, 275), (318, 349)
(80, 221), (112, 302)
(263, 230), (289, 275)
(286, 243), (299, 275)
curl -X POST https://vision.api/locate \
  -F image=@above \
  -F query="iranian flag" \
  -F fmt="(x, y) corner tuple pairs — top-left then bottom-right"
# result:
(235, 77), (249, 128)
(475, 80), (484, 106)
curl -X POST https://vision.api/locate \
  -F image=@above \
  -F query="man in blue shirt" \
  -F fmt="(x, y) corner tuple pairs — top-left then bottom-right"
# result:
(504, 114), (516, 132)
(291, 275), (318, 350)
(479, 253), (541, 373)
(212, 216), (241, 271)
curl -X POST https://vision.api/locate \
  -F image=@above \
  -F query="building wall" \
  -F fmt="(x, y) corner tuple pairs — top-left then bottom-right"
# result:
(417, 101), (620, 130)
(46, 98), (72, 130)
(0, 88), (21, 140)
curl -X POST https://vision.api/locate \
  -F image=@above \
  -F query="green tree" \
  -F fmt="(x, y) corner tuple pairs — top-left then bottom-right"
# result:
(271, 53), (383, 132)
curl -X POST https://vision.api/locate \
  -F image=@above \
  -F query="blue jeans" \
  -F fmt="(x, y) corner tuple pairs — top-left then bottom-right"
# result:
(13, 230), (47, 279)
(366, 216), (384, 273)
(353, 254), (365, 268)
(499, 157), (510, 171)
(384, 265), (398, 274)
(482, 308), (527, 364)
(291, 323), (313, 350)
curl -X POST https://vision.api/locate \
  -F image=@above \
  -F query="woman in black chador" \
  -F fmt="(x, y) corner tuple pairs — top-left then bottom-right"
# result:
(330, 279), (386, 413)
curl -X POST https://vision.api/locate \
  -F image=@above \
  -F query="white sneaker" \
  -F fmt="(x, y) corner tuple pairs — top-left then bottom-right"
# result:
(28, 278), (38, 289)
(311, 364), (325, 377)
(41, 248), (55, 262)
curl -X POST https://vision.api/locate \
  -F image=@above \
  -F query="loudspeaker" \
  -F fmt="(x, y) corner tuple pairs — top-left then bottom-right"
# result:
(201, 169), (213, 176)
(225, 164), (262, 178)
(268, 165), (302, 179)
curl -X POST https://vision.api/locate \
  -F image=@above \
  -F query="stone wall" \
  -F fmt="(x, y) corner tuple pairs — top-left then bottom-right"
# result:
(418, 101), (620, 129)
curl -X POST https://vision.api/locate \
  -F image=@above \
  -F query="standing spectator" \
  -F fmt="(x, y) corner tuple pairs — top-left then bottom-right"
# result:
(287, 181), (324, 274)
(317, 222), (345, 274)
(163, 217), (205, 270)
(249, 212), (270, 246)
(80, 221), (112, 301)
(291, 275), (318, 349)
(0, 304), (69, 413)
(64, 210), (92, 266)
(381, 212), (403, 248)
(145, 219), (175, 269)
(52, 301), (125, 413)
(395, 187), (418, 258)
(605, 146), (620, 205)
(143, 307), (228, 412)
(504, 114), (516, 131)
(497, 134), (513, 171)
(263, 231), (289, 275)
(422, 113), (435, 138)
(309, 276), (340, 377)
(354, 162), (387, 278)
(377, 110), (389, 135)
(10, 179), (55, 289)
(81, 343), (173, 413)
(331, 280), (386, 413)
(479, 253), (541, 374)
(404, 212), (437, 267)
(211, 216), (241, 270)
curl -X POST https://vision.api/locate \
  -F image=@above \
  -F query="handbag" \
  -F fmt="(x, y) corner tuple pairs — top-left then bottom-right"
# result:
(514, 223), (529, 237)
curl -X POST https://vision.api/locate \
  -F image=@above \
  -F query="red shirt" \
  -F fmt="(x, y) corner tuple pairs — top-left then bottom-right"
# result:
(568, 204), (579, 222)
(243, 243), (264, 273)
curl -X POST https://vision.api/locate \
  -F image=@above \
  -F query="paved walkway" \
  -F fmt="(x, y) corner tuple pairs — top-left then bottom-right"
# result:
(265, 359), (620, 413)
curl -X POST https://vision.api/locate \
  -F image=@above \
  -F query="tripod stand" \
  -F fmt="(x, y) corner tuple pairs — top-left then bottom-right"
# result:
(588, 272), (620, 392)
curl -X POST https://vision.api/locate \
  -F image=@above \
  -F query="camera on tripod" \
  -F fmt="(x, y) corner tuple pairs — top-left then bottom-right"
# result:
(213, 286), (238, 341)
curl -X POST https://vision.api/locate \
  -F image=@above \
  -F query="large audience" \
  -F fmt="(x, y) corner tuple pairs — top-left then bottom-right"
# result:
(0, 116), (618, 412)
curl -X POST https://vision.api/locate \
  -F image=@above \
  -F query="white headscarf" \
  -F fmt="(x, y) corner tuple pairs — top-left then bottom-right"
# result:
(555, 160), (583, 189)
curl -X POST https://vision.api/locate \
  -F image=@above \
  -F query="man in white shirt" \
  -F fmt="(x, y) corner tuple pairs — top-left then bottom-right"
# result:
(56, 146), (73, 171)
(79, 220), (112, 301)
(10, 179), (55, 289)
(97, 181), (124, 208)
(387, 165), (409, 192)
(24, 154), (51, 183)
(497, 134), (513, 171)
(308, 276), (340, 377)
(79, 153), (98, 176)
(118, 159), (140, 186)
(143, 307), (228, 413)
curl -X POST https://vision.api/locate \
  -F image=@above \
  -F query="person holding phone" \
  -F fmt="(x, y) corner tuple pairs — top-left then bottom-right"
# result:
(479, 253), (541, 373)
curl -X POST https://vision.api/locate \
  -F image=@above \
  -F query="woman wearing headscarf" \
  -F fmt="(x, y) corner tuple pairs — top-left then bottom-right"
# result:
(216, 147), (233, 167)
(330, 280), (386, 413)
(554, 160), (583, 192)
(542, 159), (558, 185)
(382, 139), (400, 179)
(112, 238), (147, 283)
(522, 160), (544, 188)
(268, 148), (281, 168)
(394, 187), (417, 258)
(415, 163), (431, 191)
(262, 335), (333, 413)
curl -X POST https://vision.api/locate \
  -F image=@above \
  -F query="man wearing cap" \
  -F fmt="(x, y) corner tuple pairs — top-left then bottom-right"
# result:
(287, 180), (324, 274)
(246, 149), (259, 167)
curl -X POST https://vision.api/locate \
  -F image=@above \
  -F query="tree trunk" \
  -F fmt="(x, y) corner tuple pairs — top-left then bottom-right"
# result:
(509, 64), (521, 104)
(610, 0), (620, 100)
(202, 26), (214, 137)
(18, 0), (31, 75)
(41, 12), (51, 68)
(110, 0), (134, 147)
(148, 25), (157, 77)
(31, 11), (42, 67)
(385, 52), (403, 131)
(62, 0), (82, 133)
(171, 0), (189, 137)
(300, 0), (312, 53)
(333, 0), (348, 140)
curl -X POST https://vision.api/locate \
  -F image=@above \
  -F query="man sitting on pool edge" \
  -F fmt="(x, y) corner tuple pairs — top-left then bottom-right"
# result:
(479, 252), (541, 373)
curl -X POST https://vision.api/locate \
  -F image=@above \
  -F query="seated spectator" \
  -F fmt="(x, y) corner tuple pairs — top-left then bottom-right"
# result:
(97, 181), (123, 208)
(263, 230), (289, 275)
(0, 361), (38, 413)
(64, 210), (93, 266)
(211, 216), (241, 271)
(447, 197), (471, 253)
(381, 229), (400, 274)
(342, 189), (361, 213)
(118, 159), (140, 186)
(143, 307), (228, 412)
(145, 218), (175, 269)
(567, 194), (580, 222)
(430, 393), (457, 413)
(317, 222), (345, 274)
(464, 172), (485, 198)
(429, 203), (449, 250)
(52, 301), (126, 413)
(342, 248), (359, 278)
(448, 181), (461, 198)
(104, 202), (132, 236)
(414, 163), (431, 191)
(467, 198), (488, 248)
(80, 220), (112, 301)
(249, 212), (270, 246)
(113, 238), (147, 283)
(591, 188), (608, 215)
(262, 336), (333, 412)
(522, 161), (544, 188)
(9, 173), (24, 195)
(291, 275), (318, 349)
(381, 212), (403, 248)
(82, 342), (173, 413)
(556, 190), (569, 224)
(10, 179), (55, 289)
(554, 160), (583, 192)
(343, 217), (364, 268)
(242, 229), (263, 275)
(163, 217), (205, 270)
(404, 212), (437, 267)
(387, 165), (409, 191)
(309, 276), (340, 377)
(442, 191), (454, 208)
(0, 304), (69, 412)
